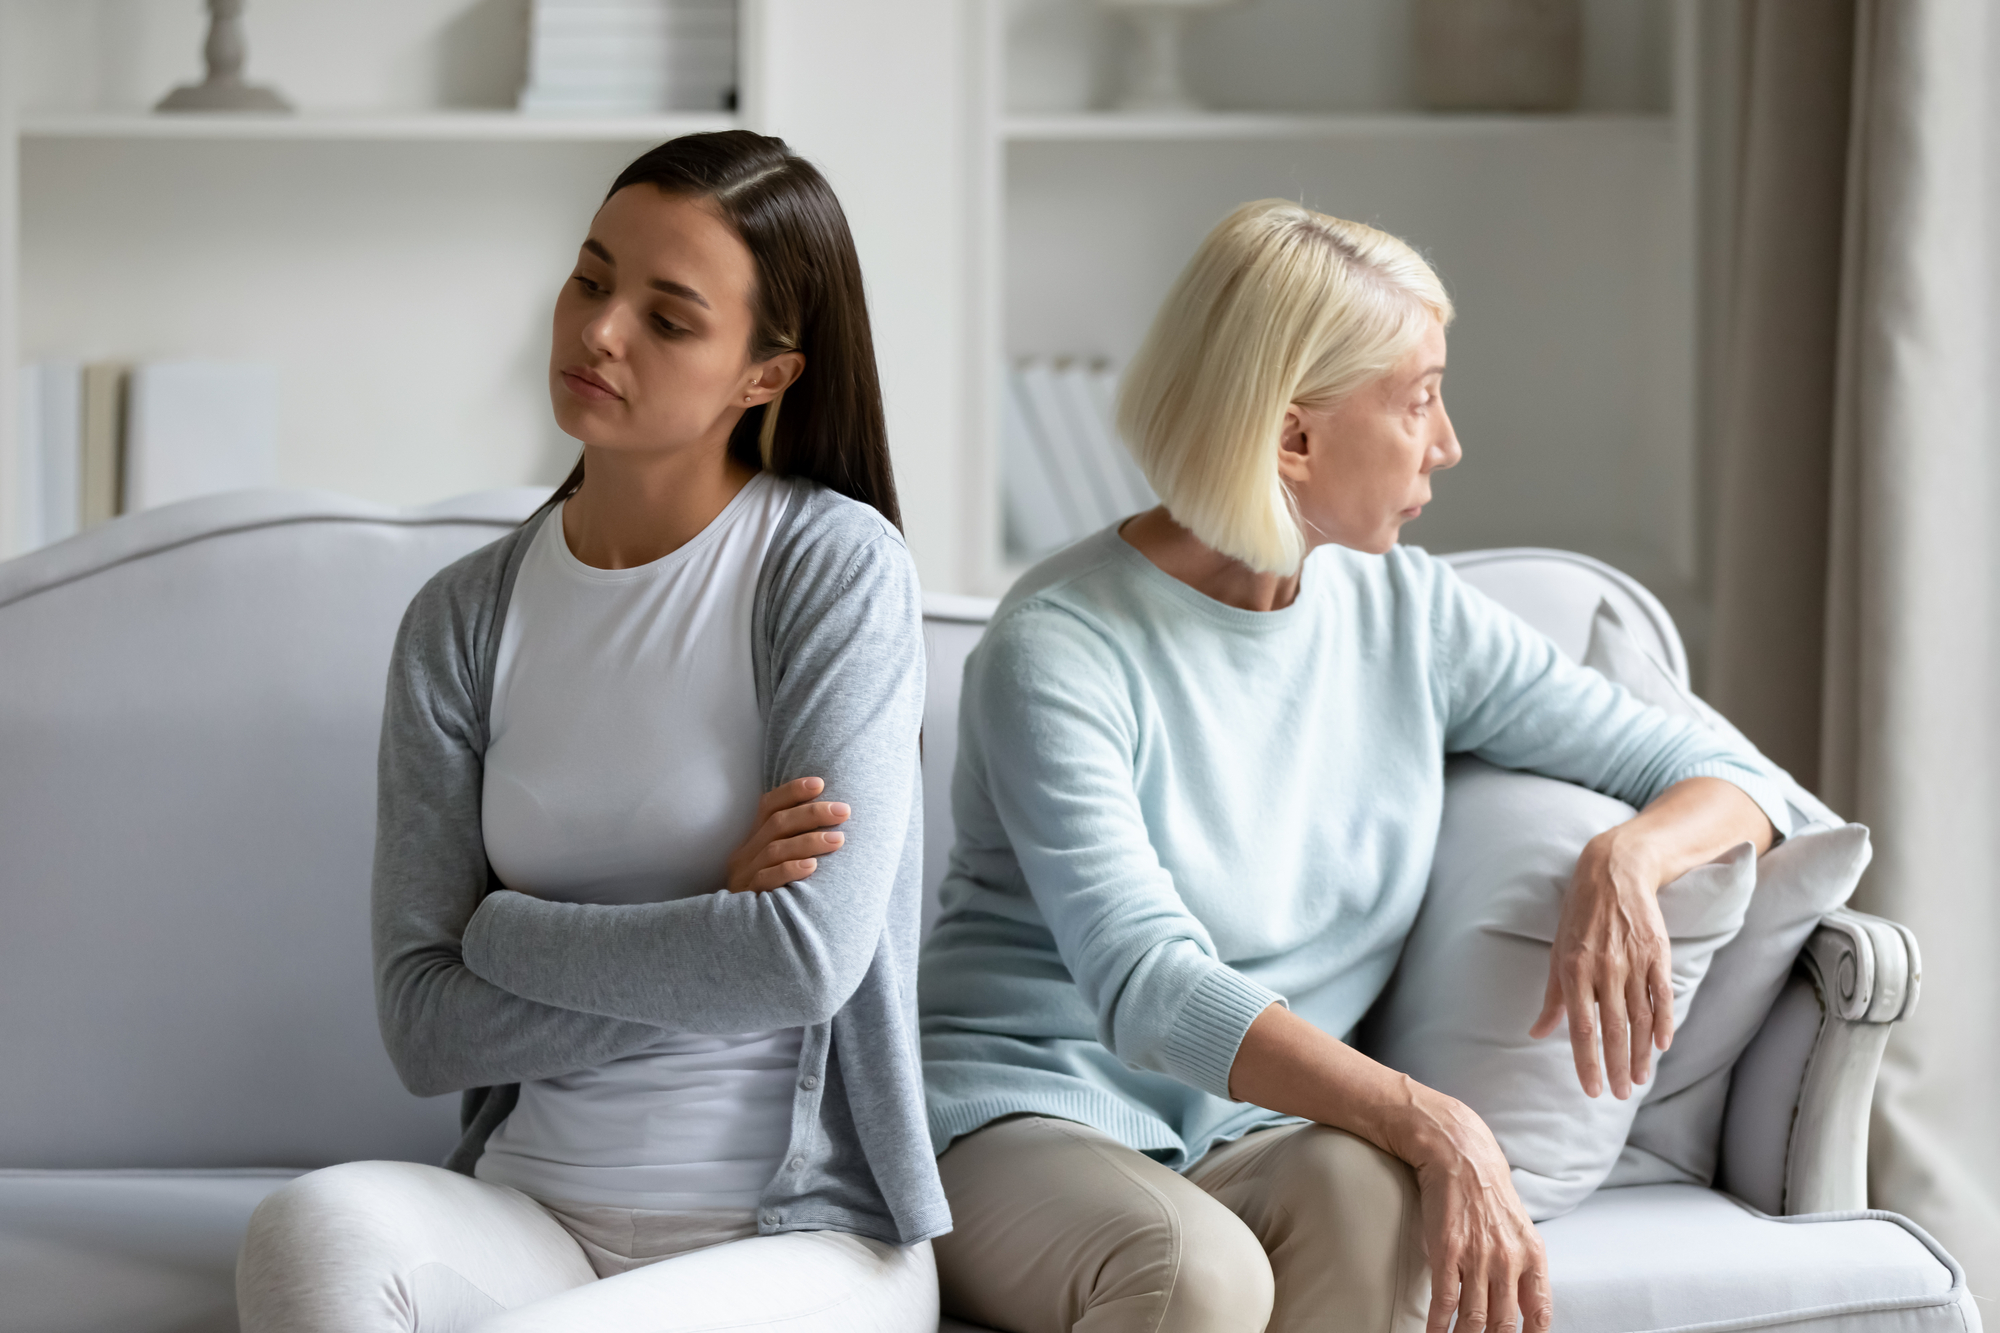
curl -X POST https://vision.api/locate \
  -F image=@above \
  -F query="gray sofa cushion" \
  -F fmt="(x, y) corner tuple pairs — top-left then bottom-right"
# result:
(1542, 1184), (1978, 1332)
(0, 1169), (301, 1333)
(1365, 759), (1757, 1221)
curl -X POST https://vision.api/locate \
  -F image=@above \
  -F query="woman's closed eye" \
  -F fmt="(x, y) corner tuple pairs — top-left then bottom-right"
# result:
(570, 274), (606, 296)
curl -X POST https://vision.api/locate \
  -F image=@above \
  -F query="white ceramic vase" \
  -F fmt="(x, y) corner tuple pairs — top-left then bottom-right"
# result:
(1096, 0), (1245, 114)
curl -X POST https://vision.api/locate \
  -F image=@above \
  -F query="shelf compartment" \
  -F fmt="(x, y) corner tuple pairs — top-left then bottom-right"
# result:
(18, 112), (740, 143)
(1002, 112), (1672, 142)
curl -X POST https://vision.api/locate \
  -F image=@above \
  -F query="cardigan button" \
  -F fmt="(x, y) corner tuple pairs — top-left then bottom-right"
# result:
(800, 1075), (819, 1090)
(789, 1156), (806, 1171)
(763, 1212), (780, 1227)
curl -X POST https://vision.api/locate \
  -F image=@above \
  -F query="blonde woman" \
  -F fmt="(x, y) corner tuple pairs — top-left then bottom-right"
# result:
(919, 201), (1789, 1333)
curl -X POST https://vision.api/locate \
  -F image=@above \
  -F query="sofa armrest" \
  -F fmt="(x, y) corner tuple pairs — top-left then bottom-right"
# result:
(1783, 908), (1921, 1214)
(1722, 908), (1921, 1216)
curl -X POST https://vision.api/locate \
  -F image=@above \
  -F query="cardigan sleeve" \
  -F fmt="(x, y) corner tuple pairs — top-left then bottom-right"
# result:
(456, 527), (926, 1033)
(1426, 557), (1792, 838)
(371, 564), (667, 1099)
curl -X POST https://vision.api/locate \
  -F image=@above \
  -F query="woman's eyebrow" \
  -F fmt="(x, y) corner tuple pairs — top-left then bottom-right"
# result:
(578, 238), (710, 309)
(648, 278), (710, 309)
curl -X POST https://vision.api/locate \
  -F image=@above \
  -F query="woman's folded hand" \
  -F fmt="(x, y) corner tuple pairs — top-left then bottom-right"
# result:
(725, 776), (851, 893)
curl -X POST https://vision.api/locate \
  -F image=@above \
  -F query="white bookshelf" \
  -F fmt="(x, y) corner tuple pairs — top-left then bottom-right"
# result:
(19, 112), (740, 143)
(969, 0), (1702, 611)
(1, 0), (1701, 608)
(1001, 111), (1673, 142)
(0, 1), (975, 593)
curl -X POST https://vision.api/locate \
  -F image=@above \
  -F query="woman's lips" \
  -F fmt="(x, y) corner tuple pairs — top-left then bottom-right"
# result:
(561, 367), (622, 401)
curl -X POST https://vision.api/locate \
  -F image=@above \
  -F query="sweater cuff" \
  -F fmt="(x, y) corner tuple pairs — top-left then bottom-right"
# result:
(1161, 967), (1285, 1101)
(1674, 760), (1794, 843)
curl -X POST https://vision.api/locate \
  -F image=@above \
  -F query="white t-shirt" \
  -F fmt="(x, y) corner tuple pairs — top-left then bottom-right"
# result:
(474, 473), (803, 1212)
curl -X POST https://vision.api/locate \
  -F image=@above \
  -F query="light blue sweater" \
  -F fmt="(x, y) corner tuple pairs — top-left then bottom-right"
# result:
(919, 528), (1789, 1168)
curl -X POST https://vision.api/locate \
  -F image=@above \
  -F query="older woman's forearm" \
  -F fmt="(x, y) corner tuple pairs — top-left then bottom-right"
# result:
(1597, 775), (1777, 891)
(1229, 1002), (1470, 1167)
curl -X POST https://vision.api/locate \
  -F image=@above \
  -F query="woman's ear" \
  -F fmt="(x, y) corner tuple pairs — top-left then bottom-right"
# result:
(1275, 405), (1312, 484)
(743, 351), (806, 406)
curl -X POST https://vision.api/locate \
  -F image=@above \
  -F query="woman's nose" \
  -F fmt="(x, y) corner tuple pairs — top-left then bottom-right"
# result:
(1430, 404), (1463, 471)
(581, 304), (627, 358)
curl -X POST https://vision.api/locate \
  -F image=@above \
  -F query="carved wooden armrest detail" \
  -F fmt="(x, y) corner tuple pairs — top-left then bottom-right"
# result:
(1783, 908), (1922, 1214)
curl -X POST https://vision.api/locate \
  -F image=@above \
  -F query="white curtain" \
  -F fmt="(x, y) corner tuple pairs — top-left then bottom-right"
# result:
(1710, 0), (2000, 1298)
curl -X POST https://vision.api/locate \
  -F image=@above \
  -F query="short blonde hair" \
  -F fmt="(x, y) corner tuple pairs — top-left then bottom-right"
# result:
(1118, 200), (1454, 575)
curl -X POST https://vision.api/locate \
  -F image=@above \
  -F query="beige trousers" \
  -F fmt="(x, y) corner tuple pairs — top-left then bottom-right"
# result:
(236, 1160), (938, 1333)
(934, 1117), (1429, 1333)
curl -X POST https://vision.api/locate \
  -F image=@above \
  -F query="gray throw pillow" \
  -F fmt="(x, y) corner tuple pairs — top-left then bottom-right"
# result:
(1366, 756), (1757, 1221)
(1581, 600), (1870, 1189)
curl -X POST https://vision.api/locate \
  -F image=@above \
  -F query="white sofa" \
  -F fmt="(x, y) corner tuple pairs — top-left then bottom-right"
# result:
(0, 490), (1978, 1333)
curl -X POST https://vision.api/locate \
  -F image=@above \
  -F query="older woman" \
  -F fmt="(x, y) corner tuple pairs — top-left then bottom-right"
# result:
(920, 200), (1790, 1333)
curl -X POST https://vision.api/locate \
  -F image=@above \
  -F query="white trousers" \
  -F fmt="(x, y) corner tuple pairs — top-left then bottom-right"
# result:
(236, 1160), (939, 1333)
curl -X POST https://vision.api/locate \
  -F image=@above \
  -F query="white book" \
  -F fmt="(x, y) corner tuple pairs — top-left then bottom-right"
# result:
(1045, 358), (1130, 524)
(1001, 369), (1075, 559)
(522, 0), (735, 113)
(1052, 359), (1152, 521)
(1015, 359), (1115, 534)
(123, 362), (279, 513)
(532, 11), (734, 33)
(1084, 361), (1157, 511)
(16, 365), (43, 550)
(25, 362), (83, 548)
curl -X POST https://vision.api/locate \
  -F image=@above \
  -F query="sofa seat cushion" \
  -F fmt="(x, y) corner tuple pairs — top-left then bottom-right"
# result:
(1543, 1184), (1979, 1332)
(4, 1173), (1974, 1333)
(0, 1168), (302, 1333)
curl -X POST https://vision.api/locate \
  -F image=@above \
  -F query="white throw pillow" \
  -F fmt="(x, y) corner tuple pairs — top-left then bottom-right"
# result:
(1364, 757), (1757, 1221)
(1581, 600), (1870, 1189)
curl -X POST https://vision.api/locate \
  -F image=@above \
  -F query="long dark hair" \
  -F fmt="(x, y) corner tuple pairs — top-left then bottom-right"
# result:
(541, 131), (900, 531)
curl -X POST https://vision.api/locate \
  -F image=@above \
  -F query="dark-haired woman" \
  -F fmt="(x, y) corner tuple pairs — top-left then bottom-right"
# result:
(237, 132), (945, 1331)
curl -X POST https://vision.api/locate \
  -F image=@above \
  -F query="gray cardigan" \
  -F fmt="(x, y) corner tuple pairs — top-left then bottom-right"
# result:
(370, 477), (949, 1246)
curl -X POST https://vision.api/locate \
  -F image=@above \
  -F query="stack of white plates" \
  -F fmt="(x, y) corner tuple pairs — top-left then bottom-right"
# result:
(519, 0), (738, 116)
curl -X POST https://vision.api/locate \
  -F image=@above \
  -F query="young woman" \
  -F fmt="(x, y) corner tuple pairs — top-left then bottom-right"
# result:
(238, 132), (945, 1331)
(920, 200), (1791, 1333)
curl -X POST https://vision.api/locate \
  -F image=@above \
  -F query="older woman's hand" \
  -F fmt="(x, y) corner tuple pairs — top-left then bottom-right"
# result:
(1232, 1005), (1552, 1333)
(1530, 829), (1672, 1099)
(1530, 775), (1780, 1099)
(1408, 1090), (1553, 1333)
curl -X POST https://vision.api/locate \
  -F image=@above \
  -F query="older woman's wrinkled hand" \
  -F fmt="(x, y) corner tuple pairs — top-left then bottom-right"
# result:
(1402, 1083), (1553, 1333)
(1531, 829), (1672, 1099)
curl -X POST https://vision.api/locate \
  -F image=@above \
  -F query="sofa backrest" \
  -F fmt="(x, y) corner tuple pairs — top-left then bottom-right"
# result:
(0, 489), (1684, 1171)
(0, 490), (543, 1170)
